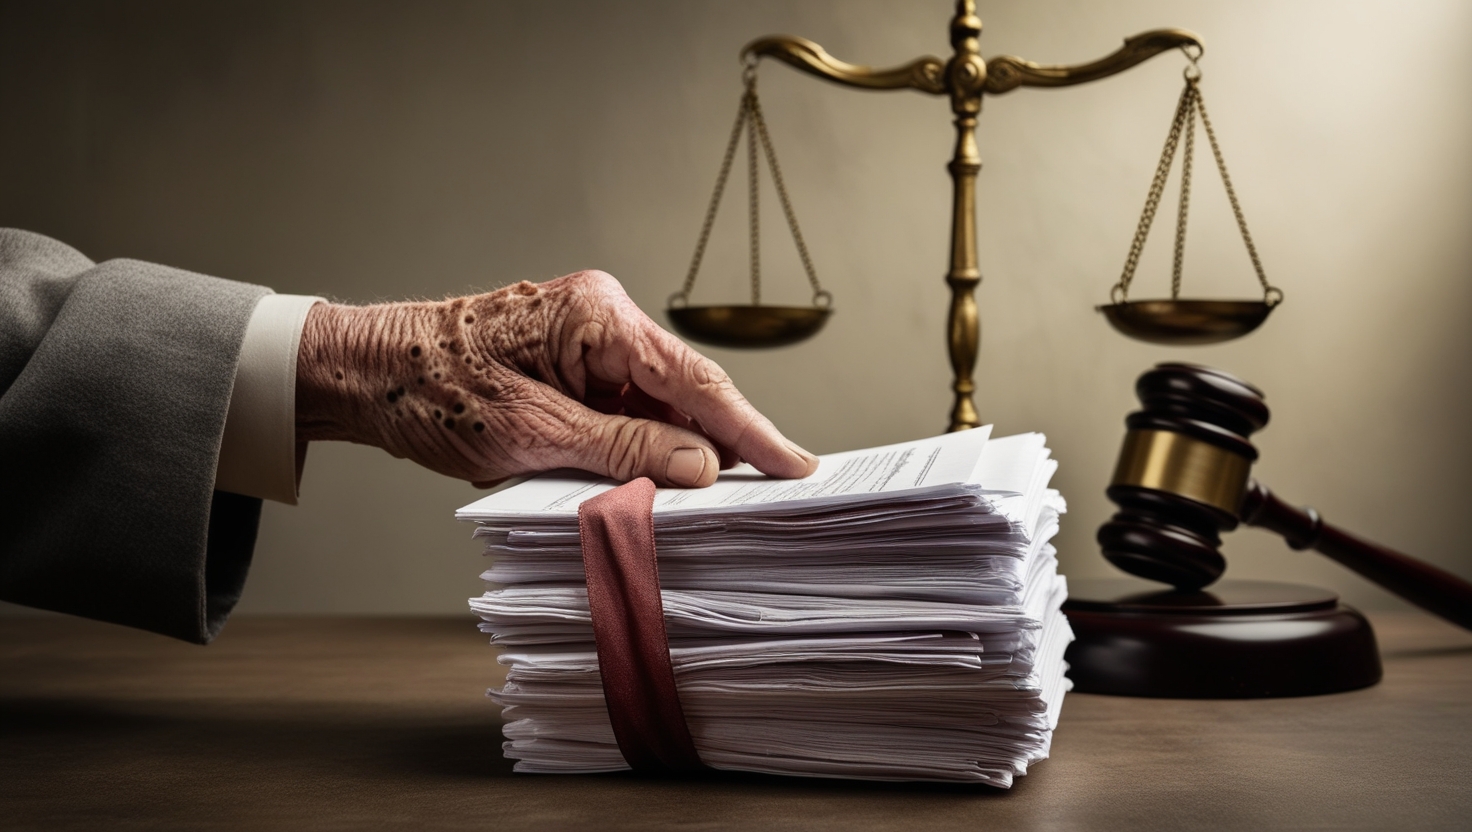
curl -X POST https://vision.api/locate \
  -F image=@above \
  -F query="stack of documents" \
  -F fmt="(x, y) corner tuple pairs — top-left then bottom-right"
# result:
(460, 428), (1071, 786)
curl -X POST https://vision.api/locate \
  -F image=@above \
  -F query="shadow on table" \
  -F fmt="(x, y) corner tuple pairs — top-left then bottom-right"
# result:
(0, 696), (1018, 798)
(1379, 644), (1472, 660)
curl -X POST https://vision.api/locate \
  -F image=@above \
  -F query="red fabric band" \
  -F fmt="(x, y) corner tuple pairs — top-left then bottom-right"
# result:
(577, 477), (705, 773)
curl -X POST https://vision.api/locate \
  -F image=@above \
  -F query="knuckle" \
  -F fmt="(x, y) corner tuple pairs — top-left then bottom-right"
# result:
(584, 269), (623, 290)
(561, 269), (624, 297)
(602, 418), (652, 481)
(687, 353), (732, 392)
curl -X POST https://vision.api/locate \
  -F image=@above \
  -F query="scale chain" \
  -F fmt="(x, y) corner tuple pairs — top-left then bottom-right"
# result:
(675, 65), (828, 310)
(1194, 85), (1278, 303)
(676, 88), (749, 305)
(747, 86), (761, 305)
(1114, 61), (1281, 307)
(1113, 79), (1195, 302)
(1172, 82), (1196, 299)
(750, 89), (826, 302)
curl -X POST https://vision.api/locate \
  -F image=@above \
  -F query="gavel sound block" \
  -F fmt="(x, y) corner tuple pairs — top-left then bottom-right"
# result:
(1063, 363), (1472, 698)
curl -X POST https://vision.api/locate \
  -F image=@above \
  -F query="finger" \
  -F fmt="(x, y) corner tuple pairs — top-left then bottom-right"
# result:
(690, 417), (741, 470)
(623, 327), (817, 479)
(551, 397), (724, 488)
(584, 377), (627, 415)
(623, 386), (741, 470)
(554, 270), (815, 479)
(621, 382), (690, 428)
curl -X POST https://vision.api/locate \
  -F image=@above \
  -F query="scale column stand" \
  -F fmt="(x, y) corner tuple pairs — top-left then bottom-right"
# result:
(744, 1), (1201, 430)
(943, 7), (986, 433)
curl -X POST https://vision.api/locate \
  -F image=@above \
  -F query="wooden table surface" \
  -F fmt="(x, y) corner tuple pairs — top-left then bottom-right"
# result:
(3, 611), (1470, 831)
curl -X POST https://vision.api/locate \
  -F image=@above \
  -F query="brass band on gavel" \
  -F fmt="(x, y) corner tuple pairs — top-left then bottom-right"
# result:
(1109, 429), (1251, 516)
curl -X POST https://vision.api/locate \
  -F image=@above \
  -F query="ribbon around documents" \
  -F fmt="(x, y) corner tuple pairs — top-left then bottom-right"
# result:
(577, 477), (706, 773)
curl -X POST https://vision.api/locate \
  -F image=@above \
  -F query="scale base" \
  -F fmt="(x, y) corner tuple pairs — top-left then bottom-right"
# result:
(1062, 578), (1382, 698)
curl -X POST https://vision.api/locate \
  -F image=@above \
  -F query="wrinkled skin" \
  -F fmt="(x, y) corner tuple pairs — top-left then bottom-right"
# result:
(295, 270), (818, 488)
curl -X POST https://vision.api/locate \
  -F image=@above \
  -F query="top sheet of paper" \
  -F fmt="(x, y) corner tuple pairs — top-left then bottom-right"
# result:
(457, 427), (1056, 523)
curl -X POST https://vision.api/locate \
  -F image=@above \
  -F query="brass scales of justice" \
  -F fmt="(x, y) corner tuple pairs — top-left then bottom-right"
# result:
(666, 0), (1283, 433)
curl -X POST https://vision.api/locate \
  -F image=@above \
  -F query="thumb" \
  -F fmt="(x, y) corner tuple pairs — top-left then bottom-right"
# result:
(560, 408), (721, 488)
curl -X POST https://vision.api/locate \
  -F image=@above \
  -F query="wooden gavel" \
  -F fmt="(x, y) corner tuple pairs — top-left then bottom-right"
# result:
(1098, 362), (1472, 631)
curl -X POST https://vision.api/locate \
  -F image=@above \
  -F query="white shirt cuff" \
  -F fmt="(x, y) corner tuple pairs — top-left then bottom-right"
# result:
(216, 293), (324, 504)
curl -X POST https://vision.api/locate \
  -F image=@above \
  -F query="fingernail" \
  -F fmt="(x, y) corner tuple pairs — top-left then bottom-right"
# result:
(666, 447), (710, 487)
(785, 440), (819, 475)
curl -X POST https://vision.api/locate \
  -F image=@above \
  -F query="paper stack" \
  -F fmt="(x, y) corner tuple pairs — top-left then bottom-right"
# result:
(460, 428), (1071, 787)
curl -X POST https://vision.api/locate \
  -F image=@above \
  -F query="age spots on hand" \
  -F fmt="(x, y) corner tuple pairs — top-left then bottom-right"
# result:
(410, 345), (422, 358)
(443, 417), (456, 429)
(473, 422), (485, 432)
(514, 282), (538, 296)
(529, 297), (542, 309)
(386, 391), (398, 403)
(434, 409), (442, 420)
(464, 315), (475, 324)
(334, 371), (344, 381)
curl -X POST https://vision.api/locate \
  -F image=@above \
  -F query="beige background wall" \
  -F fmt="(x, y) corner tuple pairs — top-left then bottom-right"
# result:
(1, 0), (1468, 617)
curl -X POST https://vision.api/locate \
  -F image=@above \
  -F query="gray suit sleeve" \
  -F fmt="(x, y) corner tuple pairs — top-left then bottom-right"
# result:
(0, 228), (272, 643)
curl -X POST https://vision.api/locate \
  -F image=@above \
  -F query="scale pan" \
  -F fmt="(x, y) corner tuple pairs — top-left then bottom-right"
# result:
(1098, 299), (1275, 345)
(667, 305), (832, 349)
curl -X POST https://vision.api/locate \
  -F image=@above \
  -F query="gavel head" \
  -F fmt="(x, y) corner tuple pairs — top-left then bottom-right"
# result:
(1097, 362), (1270, 590)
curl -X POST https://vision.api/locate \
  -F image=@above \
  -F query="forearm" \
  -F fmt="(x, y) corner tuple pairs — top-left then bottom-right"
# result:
(296, 300), (428, 446)
(295, 300), (482, 479)
(0, 231), (270, 642)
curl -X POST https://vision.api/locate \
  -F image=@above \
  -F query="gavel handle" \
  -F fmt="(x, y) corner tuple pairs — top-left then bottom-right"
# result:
(1241, 480), (1472, 631)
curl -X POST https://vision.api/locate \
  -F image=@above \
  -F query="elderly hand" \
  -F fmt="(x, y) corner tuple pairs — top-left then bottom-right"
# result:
(294, 270), (818, 488)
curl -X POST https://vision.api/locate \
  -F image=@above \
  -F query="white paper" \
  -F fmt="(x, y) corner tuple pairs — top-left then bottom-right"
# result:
(462, 428), (1074, 786)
